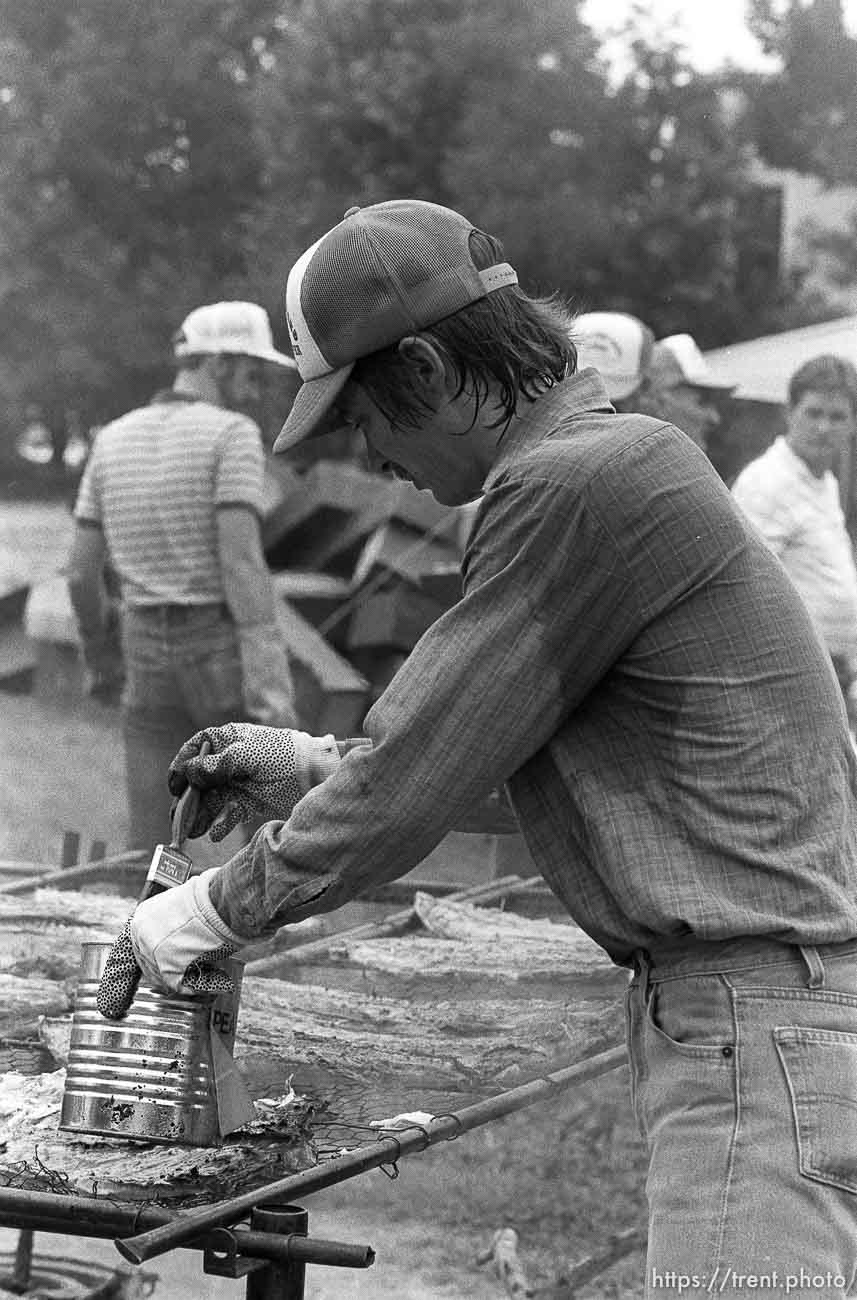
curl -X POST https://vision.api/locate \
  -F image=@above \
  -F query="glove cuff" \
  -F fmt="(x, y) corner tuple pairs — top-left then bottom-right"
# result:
(194, 868), (252, 945)
(292, 731), (341, 793)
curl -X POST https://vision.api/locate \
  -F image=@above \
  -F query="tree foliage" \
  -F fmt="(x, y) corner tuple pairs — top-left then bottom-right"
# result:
(0, 0), (854, 447)
(745, 0), (857, 182)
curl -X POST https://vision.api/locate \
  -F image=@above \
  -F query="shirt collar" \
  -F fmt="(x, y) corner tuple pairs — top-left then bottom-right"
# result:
(483, 368), (614, 492)
(773, 435), (833, 489)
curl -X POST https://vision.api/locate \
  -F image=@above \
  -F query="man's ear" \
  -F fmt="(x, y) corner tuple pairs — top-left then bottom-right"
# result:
(397, 335), (450, 399)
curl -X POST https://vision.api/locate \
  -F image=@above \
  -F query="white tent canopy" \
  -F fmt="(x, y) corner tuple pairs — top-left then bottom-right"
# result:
(704, 315), (857, 404)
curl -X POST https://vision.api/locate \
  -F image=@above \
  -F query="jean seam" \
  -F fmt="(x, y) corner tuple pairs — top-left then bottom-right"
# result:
(734, 988), (857, 1007)
(711, 982), (741, 1276)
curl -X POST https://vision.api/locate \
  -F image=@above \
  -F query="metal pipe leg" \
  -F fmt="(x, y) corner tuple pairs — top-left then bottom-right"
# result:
(245, 1204), (309, 1300)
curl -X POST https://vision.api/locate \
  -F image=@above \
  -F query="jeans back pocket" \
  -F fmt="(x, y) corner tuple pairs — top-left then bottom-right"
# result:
(775, 1026), (857, 1195)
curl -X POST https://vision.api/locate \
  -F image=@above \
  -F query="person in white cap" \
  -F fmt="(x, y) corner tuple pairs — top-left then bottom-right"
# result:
(640, 332), (736, 450)
(572, 310), (655, 409)
(99, 203), (857, 1297)
(67, 301), (299, 856)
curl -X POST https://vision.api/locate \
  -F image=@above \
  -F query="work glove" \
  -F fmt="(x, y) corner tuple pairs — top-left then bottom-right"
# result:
(96, 869), (246, 1018)
(168, 723), (341, 842)
(237, 621), (299, 728)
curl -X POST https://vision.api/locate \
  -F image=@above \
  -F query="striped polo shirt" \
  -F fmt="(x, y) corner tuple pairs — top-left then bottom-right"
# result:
(74, 393), (265, 607)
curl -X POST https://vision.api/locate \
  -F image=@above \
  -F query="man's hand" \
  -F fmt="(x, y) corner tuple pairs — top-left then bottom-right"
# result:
(167, 723), (340, 841)
(96, 870), (245, 1018)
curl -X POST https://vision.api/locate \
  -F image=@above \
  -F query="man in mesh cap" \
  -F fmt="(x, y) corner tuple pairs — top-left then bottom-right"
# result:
(67, 301), (299, 858)
(99, 202), (857, 1294)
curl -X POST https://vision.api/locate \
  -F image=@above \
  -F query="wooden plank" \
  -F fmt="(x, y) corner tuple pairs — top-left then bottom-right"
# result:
(345, 586), (448, 651)
(246, 873), (532, 976)
(277, 597), (368, 732)
(277, 599), (367, 694)
(351, 520), (460, 589)
(0, 852), (148, 897)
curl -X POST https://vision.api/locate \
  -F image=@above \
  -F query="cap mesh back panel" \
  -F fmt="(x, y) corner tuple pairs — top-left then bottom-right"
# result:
(301, 207), (479, 368)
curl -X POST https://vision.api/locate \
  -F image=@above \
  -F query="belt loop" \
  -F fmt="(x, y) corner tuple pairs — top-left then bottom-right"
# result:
(633, 947), (652, 990)
(799, 944), (825, 989)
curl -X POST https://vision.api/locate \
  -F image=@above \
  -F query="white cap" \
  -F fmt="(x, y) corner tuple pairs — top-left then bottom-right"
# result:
(652, 334), (735, 391)
(573, 311), (654, 401)
(173, 302), (297, 369)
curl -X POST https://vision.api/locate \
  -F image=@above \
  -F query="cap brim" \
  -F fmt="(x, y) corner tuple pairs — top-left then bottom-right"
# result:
(686, 378), (738, 393)
(260, 349), (299, 370)
(273, 363), (355, 454)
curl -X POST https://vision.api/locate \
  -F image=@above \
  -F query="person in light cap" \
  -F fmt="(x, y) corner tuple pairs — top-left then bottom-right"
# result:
(100, 201), (857, 1297)
(67, 301), (299, 857)
(572, 310), (655, 408)
(640, 332), (737, 450)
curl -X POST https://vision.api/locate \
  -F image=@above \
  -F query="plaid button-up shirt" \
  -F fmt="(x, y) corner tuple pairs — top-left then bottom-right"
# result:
(212, 371), (857, 965)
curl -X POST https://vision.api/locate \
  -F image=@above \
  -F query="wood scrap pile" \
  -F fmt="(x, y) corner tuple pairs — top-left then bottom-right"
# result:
(262, 456), (473, 726)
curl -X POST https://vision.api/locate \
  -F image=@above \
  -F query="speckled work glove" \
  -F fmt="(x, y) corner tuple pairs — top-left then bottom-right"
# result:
(96, 870), (246, 1017)
(167, 723), (341, 842)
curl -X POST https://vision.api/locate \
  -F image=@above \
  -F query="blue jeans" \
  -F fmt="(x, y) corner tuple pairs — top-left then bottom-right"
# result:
(626, 937), (857, 1298)
(120, 604), (245, 853)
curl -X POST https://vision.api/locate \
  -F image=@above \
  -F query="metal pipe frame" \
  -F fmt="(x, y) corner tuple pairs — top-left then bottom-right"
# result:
(0, 1189), (373, 1269)
(117, 1043), (627, 1264)
(0, 1044), (626, 1274)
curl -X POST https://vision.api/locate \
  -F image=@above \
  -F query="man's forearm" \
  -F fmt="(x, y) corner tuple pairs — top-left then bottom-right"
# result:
(67, 576), (107, 647)
(217, 506), (280, 629)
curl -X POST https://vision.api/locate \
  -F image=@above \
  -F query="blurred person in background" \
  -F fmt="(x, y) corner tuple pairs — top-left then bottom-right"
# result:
(731, 354), (857, 726)
(97, 201), (857, 1298)
(66, 301), (299, 853)
(639, 332), (736, 452)
(15, 403), (54, 466)
(572, 310), (654, 410)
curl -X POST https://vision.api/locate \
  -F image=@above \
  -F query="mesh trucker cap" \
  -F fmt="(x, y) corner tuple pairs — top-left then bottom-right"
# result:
(174, 302), (297, 369)
(651, 333), (736, 391)
(573, 311), (654, 401)
(273, 200), (519, 453)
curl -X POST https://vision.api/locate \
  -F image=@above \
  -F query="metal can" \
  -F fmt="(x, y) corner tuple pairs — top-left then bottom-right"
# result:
(59, 941), (244, 1147)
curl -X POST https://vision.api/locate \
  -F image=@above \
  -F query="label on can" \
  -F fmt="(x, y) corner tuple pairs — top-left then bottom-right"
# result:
(147, 844), (193, 889)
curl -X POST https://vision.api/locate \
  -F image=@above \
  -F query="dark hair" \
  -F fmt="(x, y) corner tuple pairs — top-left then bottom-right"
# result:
(788, 354), (857, 415)
(351, 229), (576, 432)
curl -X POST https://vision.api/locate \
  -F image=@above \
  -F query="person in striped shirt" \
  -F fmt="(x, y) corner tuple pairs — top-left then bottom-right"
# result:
(67, 301), (299, 853)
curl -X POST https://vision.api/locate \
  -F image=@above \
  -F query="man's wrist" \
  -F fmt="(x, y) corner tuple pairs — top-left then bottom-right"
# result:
(195, 869), (249, 945)
(292, 732), (341, 791)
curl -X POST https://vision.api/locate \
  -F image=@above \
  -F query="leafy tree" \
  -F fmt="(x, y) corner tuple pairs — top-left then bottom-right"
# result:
(745, 0), (857, 183)
(0, 0), (852, 457)
(0, 0), (283, 442)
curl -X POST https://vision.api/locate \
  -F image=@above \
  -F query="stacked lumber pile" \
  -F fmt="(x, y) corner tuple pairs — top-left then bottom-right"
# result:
(262, 456), (474, 717)
(0, 885), (627, 1199)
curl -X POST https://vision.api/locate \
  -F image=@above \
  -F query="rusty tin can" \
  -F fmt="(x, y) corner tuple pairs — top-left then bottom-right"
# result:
(59, 941), (243, 1147)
